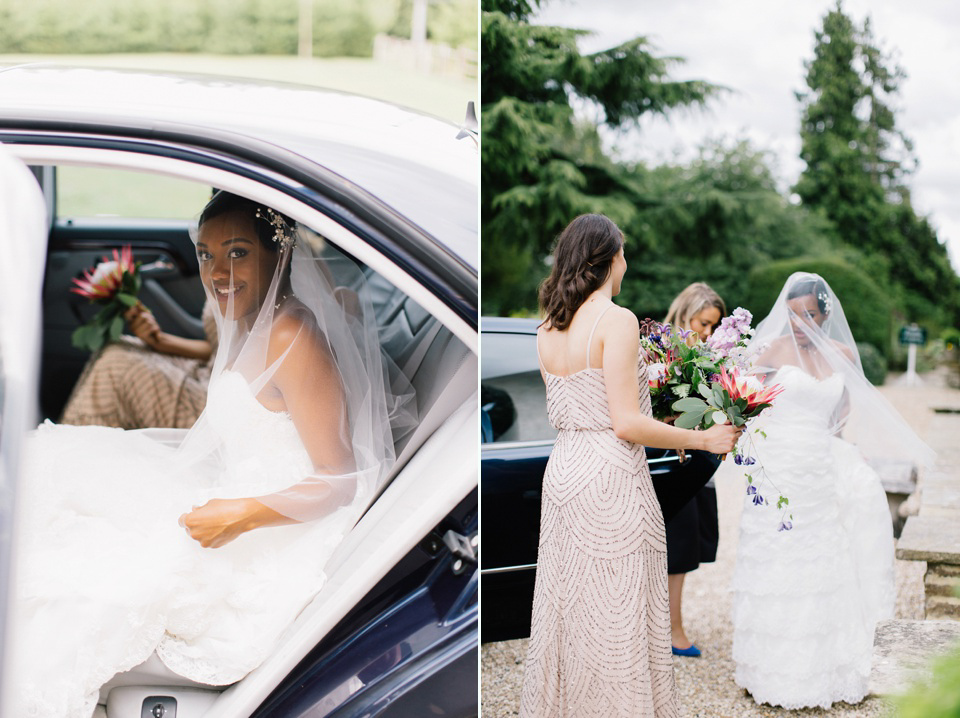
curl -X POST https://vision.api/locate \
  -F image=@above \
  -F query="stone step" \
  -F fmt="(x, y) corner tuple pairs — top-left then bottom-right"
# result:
(870, 619), (960, 696)
(897, 515), (960, 564)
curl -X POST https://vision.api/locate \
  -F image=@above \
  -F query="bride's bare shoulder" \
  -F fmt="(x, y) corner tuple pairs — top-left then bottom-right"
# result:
(758, 335), (791, 360)
(268, 305), (330, 362)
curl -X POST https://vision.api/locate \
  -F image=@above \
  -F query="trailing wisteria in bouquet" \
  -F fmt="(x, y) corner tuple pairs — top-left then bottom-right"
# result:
(640, 308), (792, 529)
(70, 245), (142, 352)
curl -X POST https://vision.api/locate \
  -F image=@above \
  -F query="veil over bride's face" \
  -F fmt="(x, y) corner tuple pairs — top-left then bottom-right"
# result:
(786, 293), (827, 348)
(196, 210), (281, 321)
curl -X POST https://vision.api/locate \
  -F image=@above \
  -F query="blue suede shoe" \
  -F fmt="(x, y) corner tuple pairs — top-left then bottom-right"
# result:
(671, 643), (701, 657)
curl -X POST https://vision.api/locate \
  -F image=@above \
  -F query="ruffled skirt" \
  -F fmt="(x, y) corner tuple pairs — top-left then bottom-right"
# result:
(731, 430), (894, 709)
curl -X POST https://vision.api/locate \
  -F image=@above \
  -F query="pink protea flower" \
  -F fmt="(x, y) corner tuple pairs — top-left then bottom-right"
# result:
(716, 365), (784, 412)
(71, 246), (136, 301)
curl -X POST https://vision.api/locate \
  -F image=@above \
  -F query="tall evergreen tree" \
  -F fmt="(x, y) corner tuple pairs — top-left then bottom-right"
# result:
(480, 0), (716, 314)
(795, 2), (959, 325)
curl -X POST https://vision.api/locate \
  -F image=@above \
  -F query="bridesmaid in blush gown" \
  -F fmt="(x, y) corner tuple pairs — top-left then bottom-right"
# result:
(519, 214), (741, 718)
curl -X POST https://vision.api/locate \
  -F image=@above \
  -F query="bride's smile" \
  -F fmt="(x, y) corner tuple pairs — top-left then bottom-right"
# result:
(196, 211), (282, 320)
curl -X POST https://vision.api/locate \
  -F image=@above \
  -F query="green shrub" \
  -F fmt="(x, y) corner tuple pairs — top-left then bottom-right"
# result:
(744, 256), (893, 358)
(897, 645), (960, 718)
(856, 342), (887, 385)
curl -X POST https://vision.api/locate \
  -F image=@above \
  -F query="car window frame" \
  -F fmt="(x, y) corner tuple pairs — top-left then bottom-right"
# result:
(7, 143), (477, 354)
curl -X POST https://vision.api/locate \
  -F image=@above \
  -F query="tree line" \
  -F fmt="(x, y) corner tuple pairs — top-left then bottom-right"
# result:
(481, 0), (960, 368)
(0, 0), (477, 57)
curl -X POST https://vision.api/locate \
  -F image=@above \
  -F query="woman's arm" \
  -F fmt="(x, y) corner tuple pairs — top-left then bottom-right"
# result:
(181, 314), (357, 548)
(602, 308), (741, 453)
(125, 304), (213, 360)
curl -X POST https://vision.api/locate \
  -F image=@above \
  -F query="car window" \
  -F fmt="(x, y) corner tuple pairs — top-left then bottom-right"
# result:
(480, 331), (556, 444)
(57, 166), (211, 220)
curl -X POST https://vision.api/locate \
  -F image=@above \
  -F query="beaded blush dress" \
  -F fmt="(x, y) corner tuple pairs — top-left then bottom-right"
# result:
(519, 306), (679, 718)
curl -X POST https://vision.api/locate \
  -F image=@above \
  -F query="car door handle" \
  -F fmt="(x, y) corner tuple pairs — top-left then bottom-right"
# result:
(139, 258), (177, 277)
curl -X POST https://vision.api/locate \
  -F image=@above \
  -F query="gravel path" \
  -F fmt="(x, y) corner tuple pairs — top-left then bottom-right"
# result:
(481, 372), (957, 717)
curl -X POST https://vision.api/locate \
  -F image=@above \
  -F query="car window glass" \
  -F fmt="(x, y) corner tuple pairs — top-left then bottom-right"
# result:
(57, 167), (211, 220)
(481, 332), (556, 444)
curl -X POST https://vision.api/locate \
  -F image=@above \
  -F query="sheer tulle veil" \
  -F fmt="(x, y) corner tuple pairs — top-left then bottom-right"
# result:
(745, 271), (934, 468)
(173, 191), (415, 523)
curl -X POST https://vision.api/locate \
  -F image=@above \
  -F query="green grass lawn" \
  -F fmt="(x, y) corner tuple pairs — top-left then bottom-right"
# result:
(0, 53), (476, 123)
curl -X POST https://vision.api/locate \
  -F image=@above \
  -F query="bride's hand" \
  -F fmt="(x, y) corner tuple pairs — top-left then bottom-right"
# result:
(698, 423), (742, 454)
(180, 498), (260, 548)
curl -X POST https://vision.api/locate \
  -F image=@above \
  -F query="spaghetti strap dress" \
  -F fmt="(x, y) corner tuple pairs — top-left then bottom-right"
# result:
(519, 307), (679, 718)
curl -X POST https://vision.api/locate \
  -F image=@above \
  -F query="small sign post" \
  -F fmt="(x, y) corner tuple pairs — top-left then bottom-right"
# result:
(899, 324), (927, 387)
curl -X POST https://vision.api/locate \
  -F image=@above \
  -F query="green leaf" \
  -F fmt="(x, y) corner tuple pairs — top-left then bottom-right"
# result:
(672, 397), (707, 413)
(72, 323), (105, 353)
(777, 496), (790, 509)
(728, 405), (744, 426)
(696, 383), (712, 400)
(674, 409), (707, 429)
(674, 384), (691, 399)
(108, 314), (124, 342)
(115, 292), (138, 308)
(712, 387), (728, 409)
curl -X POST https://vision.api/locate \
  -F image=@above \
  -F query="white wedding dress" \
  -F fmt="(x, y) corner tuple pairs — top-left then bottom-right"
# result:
(12, 371), (357, 717)
(730, 364), (894, 709)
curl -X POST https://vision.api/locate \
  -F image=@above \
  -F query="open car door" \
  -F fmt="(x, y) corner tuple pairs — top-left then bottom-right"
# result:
(0, 143), (49, 717)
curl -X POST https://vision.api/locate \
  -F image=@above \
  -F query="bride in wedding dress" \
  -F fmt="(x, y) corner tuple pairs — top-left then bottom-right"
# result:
(730, 272), (935, 709)
(9, 191), (410, 716)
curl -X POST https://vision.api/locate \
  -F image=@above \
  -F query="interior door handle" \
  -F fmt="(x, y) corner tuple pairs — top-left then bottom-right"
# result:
(139, 258), (177, 277)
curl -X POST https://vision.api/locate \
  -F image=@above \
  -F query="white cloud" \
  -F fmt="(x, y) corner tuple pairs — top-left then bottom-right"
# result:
(533, 0), (960, 267)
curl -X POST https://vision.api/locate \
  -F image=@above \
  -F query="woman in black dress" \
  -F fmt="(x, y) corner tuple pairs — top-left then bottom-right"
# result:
(662, 282), (725, 657)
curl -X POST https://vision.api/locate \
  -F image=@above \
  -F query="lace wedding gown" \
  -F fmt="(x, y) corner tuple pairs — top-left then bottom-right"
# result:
(731, 364), (894, 709)
(12, 371), (355, 717)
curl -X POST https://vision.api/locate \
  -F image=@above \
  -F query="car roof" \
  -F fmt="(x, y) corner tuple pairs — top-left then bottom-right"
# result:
(0, 65), (477, 269)
(480, 316), (540, 334)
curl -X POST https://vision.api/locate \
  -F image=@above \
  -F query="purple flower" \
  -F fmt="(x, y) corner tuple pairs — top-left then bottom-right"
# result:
(778, 520), (793, 532)
(741, 456), (756, 466)
(748, 487), (765, 506)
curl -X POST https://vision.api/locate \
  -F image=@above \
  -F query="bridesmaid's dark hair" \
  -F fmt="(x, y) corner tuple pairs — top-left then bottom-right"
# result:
(538, 214), (624, 331)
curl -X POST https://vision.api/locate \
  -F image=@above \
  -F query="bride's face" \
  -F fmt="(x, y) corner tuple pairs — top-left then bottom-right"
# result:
(787, 293), (826, 346)
(196, 211), (280, 319)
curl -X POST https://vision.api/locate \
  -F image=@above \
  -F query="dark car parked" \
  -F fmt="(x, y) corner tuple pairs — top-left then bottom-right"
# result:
(480, 317), (719, 643)
(0, 66), (477, 718)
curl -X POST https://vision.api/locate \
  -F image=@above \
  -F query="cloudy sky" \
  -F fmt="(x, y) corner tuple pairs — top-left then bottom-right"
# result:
(534, 0), (960, 268)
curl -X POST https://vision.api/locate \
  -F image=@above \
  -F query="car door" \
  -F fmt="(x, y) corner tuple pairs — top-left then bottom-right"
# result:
(479, 318), (688, 643)
(37, 165), (210, 420)
(480, 320), (554, 643)
(0, 146), (50, 718)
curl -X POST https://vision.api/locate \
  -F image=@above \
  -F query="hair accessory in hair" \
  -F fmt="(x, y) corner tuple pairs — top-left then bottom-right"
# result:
(818, 291), (833, 315)
(255, 207), (296, 251)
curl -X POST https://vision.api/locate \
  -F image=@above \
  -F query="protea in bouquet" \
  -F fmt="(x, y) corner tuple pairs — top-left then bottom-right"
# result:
(640, 307), (792, 528)
(70, 246), (142, 352)
(639, 308), (755, 424)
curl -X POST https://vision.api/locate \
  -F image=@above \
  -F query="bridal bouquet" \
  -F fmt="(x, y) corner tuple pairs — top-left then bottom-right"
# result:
(70, 246), (142, 353)
(640, 308), (766, 428)
(640, 308), (793, 529)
